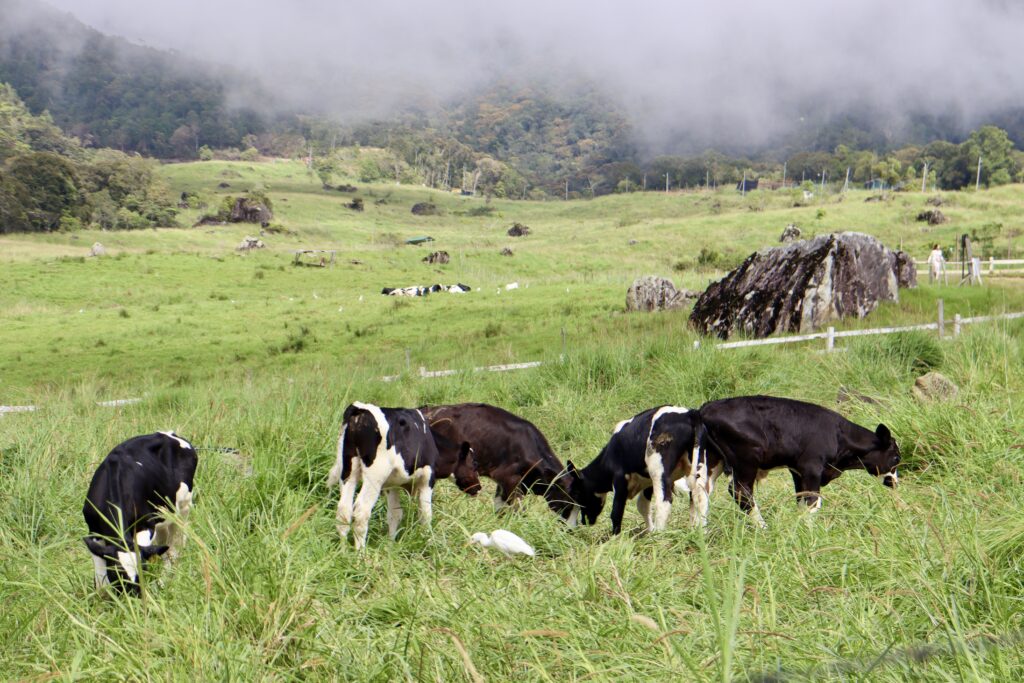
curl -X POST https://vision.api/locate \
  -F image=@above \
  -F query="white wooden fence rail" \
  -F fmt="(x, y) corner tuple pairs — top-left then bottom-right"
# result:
(4, 309), (1022, 412)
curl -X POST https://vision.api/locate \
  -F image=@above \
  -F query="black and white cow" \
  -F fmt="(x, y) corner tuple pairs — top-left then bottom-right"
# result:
(698, 395), (901, 527)
(82, 432), (198, 594)
(327, 402), (480, 549)
(572, 406), (706, 534)
(381, 284), (471, 297)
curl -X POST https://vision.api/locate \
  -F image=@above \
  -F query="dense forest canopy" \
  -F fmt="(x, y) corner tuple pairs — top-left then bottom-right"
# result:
(1, 0), (1023, 213)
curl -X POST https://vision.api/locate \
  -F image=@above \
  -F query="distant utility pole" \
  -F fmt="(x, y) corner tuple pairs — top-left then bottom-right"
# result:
(741, 170), (747, 196)
(976, 156), (983, 191)
(642, 173), (647, 191)
(665, 173), (669, 193)
(921, 162), (928, 192)
(565, 178), (569, 201)
(843, 167), (850, 192)
(706, 169), (709, 190)
(820, 169), (827, 192)
(782, 161), (787, 187)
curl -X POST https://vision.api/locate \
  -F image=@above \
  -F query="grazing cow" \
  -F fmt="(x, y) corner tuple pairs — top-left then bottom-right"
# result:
(421, 403), (596, 526)
(573, 406), (708, 534)
(328, 402), (480, 549)
(381, 284), (472, 296)
(698, 395), (901, 527)
(83, 432), (198, 595)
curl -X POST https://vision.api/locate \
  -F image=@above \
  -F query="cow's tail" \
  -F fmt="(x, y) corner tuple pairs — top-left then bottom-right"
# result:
(327, 423), (347, 488)
(696, 418), (732, 478)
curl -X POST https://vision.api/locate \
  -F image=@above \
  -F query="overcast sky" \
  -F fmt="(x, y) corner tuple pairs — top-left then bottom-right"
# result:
(40, 0), (1024, 150)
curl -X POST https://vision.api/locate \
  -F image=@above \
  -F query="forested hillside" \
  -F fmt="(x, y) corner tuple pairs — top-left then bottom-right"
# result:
(2, 0), (1024, 206)
(0, 0), (265, 157)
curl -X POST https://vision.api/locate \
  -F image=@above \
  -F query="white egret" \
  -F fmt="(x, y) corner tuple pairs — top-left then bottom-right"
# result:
(469, 529), (535, 557)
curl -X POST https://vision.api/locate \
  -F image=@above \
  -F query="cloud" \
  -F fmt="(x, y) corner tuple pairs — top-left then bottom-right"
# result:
(35, 0), (1024, 151)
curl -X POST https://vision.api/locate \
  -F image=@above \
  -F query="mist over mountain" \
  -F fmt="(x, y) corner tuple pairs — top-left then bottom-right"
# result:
(27, 0), (1024, 156)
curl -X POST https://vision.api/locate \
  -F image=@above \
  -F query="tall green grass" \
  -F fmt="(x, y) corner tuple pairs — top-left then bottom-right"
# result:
(2, 325), (1023, 680)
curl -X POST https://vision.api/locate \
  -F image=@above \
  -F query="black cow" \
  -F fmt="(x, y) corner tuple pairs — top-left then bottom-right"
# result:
(421, 403), (597, 526)
(698, 395), (901, 526)
(83, 432), (198, 595)
(573, 406), (705, 534)
(327, 402), (480, 549)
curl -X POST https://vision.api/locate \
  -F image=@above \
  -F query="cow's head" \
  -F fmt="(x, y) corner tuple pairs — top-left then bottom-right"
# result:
(563, 461), (605, 526)
(452, 442), (482, 495)
(429, 427), (481, 496)
(84, 536), (168, 596)
(863, 424), (901, 487)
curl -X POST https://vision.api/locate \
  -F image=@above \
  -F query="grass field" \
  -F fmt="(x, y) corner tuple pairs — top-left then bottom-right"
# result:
(2, 160), (1024, 680)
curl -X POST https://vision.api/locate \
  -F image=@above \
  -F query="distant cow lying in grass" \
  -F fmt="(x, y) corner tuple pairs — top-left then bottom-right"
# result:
(698, 395), (901, 527)
(328, 402), (480, 549)
(381, 284), (471, 296)
(572, 406), (704, 534)
(421, 403), (596, 525)
(83, 432), (198, 595)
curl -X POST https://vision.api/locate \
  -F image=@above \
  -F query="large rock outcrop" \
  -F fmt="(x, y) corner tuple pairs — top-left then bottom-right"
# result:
(229, 197), (272, 225)
(626, 276), (697, 312)
(690, 232), (900, 339)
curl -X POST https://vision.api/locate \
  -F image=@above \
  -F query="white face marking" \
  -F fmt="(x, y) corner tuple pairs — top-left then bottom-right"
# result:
(879, 469), (899, 486)
(136, 529), (153, 547)
(159, 431), (193, 451)
(566, 506), (580, 528)
(808, 497), (823, 513)
(116, 551), (139, 583)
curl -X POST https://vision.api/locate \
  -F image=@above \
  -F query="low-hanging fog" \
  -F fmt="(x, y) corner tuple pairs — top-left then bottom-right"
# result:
(35, 0), (1024, 152)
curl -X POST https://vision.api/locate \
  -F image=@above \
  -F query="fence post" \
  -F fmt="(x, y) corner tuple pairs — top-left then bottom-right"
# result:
(937, 299), (945, 339)
(989, 256), (995, 274)
(419, 366), (427, 378)
(561, 327), (567, 362)
(825, 326), (835, 352)
(953, 314), (962, 336)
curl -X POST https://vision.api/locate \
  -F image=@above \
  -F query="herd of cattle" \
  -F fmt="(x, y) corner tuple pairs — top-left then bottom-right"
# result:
(381, 283), (472, 296)
(84, 395), (901, 593)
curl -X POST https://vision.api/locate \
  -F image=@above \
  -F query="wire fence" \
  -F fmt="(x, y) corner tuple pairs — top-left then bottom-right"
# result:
(4, 305), (1022, 414)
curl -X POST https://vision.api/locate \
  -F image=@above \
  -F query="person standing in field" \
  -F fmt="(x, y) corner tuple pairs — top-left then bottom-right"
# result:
(927, 244), (945, 283)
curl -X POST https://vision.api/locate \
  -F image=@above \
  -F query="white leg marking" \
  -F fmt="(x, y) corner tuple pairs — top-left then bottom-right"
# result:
(92, 554), (109, 588)
(750, 504), (768, 529)
(386, 489), (404, 539)
(336, 458), (361, 541)
(352, 478), (383, 550)
(414, 467), (433, 528)
(636, 493), (653, 531)
(493, 493), (509, 513)
(674, 477), (690, 495)
(807, 497), (822, 514)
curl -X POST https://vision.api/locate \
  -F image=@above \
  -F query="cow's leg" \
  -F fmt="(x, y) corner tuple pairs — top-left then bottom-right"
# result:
(336, 459), (361, 541)
(415, 469), (434, 528)
(610, 476), (629, 535)
(386, 489), (404, 539)
(646, 450), (677, 532)
(730, 469), (766, 529)
(688, 451), (710, 528)
(351, 474), (382, 551)
(165, 482), (192, 560)
(795, 470), (823, 513)
(636, 487), (653, 531)
(493, 484), (509, 513)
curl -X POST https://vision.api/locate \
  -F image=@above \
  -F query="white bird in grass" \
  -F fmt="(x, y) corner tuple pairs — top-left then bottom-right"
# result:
(469, 530), (535, 557)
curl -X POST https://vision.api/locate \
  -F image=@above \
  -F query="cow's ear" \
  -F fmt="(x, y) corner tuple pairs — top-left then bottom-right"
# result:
(141, 544), (171, 561)
(84, 536), (114, 558)
(875, 424), (891, 447)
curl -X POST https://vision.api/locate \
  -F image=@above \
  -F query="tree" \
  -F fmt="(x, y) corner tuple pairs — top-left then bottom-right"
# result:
(960, 125), (1017, 188)
(5, 152), (87, 231)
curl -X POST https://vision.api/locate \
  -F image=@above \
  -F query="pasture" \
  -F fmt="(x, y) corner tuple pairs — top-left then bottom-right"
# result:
(2, 160), (1024, 680)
